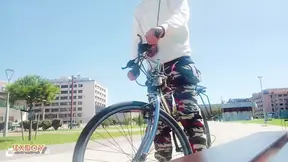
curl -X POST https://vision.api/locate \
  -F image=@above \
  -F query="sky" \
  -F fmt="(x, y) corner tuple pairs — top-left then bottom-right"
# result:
(0, 0), (287, 105)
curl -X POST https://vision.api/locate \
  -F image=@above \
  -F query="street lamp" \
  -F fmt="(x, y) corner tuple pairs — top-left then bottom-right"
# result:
(3, 69), (15, 137)
(258, 76), (267, 126)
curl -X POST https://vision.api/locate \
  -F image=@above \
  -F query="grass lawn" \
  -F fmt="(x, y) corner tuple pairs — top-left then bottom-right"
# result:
(8, 125), (145, 135)
(0, 130), (142, 150)
(240, 119), (284, 126)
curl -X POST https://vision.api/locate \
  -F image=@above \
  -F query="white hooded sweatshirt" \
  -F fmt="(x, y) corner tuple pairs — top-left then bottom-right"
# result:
(132, 0), (191, 64)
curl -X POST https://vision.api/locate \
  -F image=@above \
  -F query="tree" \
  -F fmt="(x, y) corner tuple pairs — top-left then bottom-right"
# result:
(6, 75), (60, 140)
(200, 104), (222, 120)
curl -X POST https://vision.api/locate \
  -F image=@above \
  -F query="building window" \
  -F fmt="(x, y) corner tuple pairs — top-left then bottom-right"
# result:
(51, 108), (59, 112)
(78, 107), (82, 111)
(78, 95), (83, 99)
(60, 102), (68, 106)
(45, 109), (50, 112)
(35, 103), (41, 107)
(9, 116), (14, 122)
(77, 113), (82, 117)
(44, 103), (50, 106)
(52, 103), (59, 106)
(61, 91), (68, 94)
(70, 84), (77, 88)
(78, 101), (82, 105)
(61, 85), (69, 88)
(69, 90), (77, 94)
(78, 90), (83, 93)
(59, 114), (65, 118)
(60, 96), (68, 100)
(69, 96), (77, 99)
(78, 84), (83, 87)
(60, 108), (67, 112)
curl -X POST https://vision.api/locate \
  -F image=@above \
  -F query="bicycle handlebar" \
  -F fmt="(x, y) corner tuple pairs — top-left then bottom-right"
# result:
(121, 34), (152, 70)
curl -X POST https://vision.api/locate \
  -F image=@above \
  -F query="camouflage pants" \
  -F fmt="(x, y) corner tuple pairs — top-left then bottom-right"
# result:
(146, 56), (207, 162)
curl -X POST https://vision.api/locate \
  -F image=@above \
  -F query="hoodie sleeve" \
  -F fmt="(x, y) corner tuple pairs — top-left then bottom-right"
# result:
(159, 0), (190, 34)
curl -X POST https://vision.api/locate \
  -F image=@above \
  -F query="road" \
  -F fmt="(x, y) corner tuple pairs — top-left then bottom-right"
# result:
(0, 121), (285, 162)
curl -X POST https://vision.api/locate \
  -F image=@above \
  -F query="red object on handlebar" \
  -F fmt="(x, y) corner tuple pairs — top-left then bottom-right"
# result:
(127, 69), (140, 81)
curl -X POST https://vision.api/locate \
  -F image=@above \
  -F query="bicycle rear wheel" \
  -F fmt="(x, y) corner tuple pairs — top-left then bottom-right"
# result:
(73, 101), (192, 162)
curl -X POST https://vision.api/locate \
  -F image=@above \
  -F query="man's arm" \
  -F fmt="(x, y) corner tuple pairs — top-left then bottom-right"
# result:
(159, 0), (190, 36)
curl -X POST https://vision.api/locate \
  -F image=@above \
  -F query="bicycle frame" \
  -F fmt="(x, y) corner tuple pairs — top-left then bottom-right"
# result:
(132, 82), (213, 161)
(131, 56), (168, 161)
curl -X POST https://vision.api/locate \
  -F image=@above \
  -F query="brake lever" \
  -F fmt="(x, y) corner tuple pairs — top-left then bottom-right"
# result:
(121, 59), (137, 70)
(121, 66), (128, 70)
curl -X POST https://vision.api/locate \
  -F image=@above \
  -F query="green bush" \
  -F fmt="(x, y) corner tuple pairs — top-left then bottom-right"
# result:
(51, 118), (63, 130)
(76, 121), (80, 128)
(32, 121), (42, 131)
(19, 121), (41, 131)
(8, 122), (13, 130)
(41, 120), (52, 130)
(0, 122), (14, 131)
(101, 119), (112, 128)
(19, 121), (30, 131)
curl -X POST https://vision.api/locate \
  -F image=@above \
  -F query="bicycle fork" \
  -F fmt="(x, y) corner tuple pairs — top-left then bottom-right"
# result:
(132, 95), (161, 162)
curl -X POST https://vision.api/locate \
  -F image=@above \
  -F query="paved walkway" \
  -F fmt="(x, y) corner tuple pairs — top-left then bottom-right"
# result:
(0, 122), (285, 162)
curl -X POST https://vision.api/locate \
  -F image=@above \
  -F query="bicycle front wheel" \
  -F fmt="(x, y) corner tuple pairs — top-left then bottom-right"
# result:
(201, 109), (212, 148)
(73, 101), (192, 162)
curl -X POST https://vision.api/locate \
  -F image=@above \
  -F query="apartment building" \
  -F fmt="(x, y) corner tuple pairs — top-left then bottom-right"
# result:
(34, 76), (108, 124)
(251, 88), (288, 118)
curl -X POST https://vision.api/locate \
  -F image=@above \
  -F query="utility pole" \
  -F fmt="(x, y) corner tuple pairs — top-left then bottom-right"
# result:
(258, 76), (267, 126)
(3, 69), (14, 137)
(70, 76), (74, 129)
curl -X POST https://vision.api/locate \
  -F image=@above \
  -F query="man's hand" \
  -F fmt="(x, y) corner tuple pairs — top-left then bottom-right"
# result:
(145, 27), (165, 45)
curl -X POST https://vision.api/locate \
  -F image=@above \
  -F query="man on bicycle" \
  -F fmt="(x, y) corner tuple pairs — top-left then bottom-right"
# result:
(129, 0), (206, 161)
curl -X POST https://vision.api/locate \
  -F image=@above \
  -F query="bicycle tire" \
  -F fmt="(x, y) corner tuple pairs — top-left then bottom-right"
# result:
(72, 101), (192, 162)
(200, 109), (212, 148)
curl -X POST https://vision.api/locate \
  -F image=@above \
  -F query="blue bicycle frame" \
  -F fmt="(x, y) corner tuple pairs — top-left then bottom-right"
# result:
(132, 59), (163, 161)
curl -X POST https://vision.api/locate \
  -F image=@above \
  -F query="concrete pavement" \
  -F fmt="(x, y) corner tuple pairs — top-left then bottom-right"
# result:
(0, 121), (285, 162)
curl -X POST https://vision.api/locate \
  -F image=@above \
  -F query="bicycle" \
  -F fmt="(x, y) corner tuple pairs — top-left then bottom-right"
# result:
(73, 35), (213, 162)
